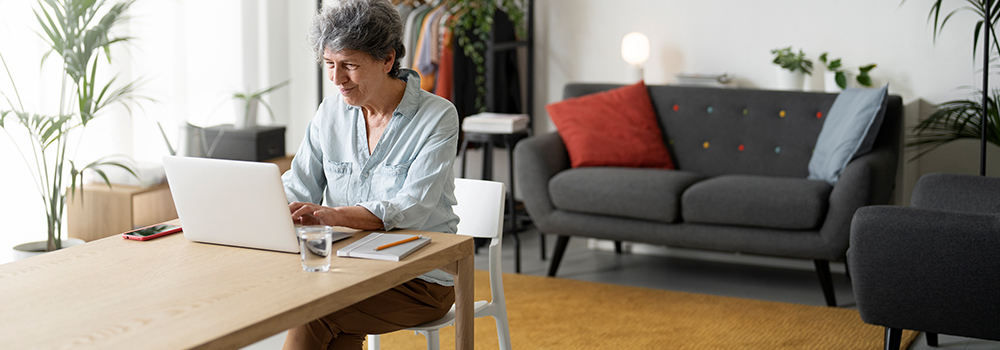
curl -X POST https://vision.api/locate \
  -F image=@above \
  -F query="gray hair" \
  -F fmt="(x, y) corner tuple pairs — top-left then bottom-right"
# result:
(309, 0), (406, 79)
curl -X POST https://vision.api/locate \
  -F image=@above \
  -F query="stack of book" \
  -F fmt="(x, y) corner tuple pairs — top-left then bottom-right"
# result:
(461, 112), (530, 134)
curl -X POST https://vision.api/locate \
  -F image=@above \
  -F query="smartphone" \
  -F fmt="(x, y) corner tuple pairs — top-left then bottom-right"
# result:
(122, 224), (182, 241)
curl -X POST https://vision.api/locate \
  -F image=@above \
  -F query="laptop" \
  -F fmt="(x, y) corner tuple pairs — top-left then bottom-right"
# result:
(162, 156), (351, 253)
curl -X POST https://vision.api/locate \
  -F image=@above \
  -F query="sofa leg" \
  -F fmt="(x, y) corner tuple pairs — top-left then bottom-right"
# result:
(547, 236), (570, 277)
(614, 241), (623, 254)
(926, 332), (938, 347)
(814, 259), (837, 307)
(884, 327), (902, 350)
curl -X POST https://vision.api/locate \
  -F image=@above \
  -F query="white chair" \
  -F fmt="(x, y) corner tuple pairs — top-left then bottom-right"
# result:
(367, 178), (512, 350)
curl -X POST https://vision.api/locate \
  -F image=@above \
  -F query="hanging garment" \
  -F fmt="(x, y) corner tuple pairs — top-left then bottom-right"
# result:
(403, 4), (432, 69)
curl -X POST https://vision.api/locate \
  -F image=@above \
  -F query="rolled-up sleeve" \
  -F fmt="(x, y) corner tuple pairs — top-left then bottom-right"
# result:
(282, 110), (327, 205)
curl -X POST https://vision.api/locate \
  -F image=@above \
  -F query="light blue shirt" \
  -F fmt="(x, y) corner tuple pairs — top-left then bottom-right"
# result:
(282, 69), (459, 285)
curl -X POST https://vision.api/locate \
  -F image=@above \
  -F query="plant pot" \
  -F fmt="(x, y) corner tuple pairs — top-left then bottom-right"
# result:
(775, 68), (806, 91)
(824, 71), (855, 92)
(12, 238), (86, 261)
(234, 97), (259, 129)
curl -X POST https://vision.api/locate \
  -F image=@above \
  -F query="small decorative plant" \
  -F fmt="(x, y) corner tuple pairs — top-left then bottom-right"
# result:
(0, 0), (143, 251)
(233, 80), (289, 128)
(770, 47), (813, 75)
(818, 52), (877, 89)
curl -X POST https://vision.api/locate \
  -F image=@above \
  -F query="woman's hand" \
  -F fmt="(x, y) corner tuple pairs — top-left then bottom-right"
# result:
(289, 202), (335, 226)
(288, 202), (385, 230)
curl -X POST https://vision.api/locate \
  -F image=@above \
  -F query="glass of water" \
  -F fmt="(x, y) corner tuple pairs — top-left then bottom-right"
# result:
(296, 225), (333, 272)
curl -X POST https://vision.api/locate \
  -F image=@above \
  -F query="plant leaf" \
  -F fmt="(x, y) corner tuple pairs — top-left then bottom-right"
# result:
(836, 72), (847, 89)
(856, 73), (873, 87)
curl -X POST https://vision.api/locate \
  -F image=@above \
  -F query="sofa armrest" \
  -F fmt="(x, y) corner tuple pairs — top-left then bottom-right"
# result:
(815, 144), (896, 259)
(514, 132), (570, 231)
(848, 205), (1000, 340)
(911, 172), (1000, 213)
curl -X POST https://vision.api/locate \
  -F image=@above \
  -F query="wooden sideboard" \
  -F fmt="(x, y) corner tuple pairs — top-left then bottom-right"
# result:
(66, 155), (295, 242)
(66, 183), (178, 242)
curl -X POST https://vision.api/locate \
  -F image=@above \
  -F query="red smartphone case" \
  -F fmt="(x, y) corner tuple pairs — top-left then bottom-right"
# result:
(122, 225), (182, 241)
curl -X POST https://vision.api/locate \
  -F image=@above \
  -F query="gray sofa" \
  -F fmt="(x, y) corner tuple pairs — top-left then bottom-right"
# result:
(514, 83), (902, 306)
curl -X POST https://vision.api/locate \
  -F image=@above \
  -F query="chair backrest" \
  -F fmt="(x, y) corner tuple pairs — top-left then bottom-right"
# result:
(453, 178), (505, 240)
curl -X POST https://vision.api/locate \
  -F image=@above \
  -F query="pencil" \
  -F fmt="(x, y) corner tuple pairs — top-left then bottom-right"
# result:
(375, 235), (421, 251)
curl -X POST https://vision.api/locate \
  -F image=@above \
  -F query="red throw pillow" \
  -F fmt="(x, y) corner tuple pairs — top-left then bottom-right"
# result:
(546, 81), (674, 169)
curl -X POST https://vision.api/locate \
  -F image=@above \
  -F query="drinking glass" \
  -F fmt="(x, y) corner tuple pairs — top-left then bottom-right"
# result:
(297, 225), (333, 272)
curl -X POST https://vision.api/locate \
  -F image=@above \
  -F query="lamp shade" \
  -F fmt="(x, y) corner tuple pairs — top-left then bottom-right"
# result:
(621, 32), (650, 66)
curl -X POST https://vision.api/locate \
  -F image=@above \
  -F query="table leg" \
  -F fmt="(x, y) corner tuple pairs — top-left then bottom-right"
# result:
(454, 254), (474, 350)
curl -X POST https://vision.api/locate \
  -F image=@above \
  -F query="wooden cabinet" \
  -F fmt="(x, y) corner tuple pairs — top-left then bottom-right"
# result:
(66, 183), (178, 242)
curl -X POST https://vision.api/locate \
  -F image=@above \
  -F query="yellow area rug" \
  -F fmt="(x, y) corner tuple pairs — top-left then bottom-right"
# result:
(374, 270), (918, 349)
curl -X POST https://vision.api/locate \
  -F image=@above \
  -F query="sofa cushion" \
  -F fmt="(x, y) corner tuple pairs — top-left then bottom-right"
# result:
(682, 175), (832, 230)
(807, 85), (888, 184)
(545, 80), (674, 169)
(549, 167), (706, 223)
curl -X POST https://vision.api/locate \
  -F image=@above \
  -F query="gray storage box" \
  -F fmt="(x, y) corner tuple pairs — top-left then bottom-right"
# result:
(202, 124), (285, 161)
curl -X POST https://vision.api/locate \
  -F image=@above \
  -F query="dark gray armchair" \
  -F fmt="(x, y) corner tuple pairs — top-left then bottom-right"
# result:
(848, 173), (1000, 349)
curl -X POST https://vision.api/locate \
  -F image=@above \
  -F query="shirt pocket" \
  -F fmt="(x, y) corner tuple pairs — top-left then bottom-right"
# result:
(371, 161), (412, 201)
(323, 161), (353, 206)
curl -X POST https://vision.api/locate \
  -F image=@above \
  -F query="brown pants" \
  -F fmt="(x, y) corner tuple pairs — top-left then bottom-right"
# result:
(283, 279), (455, 350)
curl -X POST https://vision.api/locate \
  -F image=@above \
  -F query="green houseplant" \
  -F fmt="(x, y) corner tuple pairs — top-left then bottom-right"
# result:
(771, 46), (813, 75)
(449, 0), (526, 112)
(770, 46), (812, 90)
(903, 0), (1000, 161)
(232, 80), (289, 129)
(818, 52), (877, 90)
(0, 0), (143, 252)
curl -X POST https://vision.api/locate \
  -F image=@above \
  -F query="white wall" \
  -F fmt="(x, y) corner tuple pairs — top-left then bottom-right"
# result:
(2, 0), (997, 256)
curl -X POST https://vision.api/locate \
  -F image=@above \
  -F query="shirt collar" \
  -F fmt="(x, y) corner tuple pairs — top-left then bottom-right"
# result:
(393, 69), (420, 120)
(346, 69), (418, 119)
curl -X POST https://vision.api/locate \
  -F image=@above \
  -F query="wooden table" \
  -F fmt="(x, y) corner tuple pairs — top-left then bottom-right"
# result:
(0, 220), (475, 350)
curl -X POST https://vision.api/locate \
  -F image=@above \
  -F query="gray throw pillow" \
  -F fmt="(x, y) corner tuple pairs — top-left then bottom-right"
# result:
(807, 85), (889, 185)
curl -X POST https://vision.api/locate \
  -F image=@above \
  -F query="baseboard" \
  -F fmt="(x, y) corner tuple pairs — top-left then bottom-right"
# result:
(586, 239), (847, 274)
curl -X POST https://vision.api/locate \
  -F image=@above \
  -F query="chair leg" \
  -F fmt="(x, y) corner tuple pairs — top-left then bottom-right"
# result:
(540, 233), (546, 260)
(459, 138), (470, 178)
(884, 327), (902, 350)
(366, 334), (380, 350)
(513, 230), (522, 273)
(547, 236), (570, 277)
(926, 332), (938, 347)
(814, 259), (837, 307)
(423, 330), (440, 350)
(614, 241), (623, 254)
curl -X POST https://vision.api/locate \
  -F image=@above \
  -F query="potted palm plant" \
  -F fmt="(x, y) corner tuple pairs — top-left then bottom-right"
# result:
(905, 0), (999, 165)
(1, 0), (143, 256)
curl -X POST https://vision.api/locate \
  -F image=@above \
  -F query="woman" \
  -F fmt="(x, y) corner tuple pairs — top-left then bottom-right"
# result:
(281, 0), (460, 349)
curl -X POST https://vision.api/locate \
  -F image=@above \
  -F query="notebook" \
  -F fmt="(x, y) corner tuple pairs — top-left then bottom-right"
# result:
(337, 233), (431, 261)
(162, 156), (352, 253)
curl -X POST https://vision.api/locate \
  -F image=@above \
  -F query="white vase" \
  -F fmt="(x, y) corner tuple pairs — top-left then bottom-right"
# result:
(12, 238), (86, 261)
(775, 68), (806, 91)
(234, 97), (259, 129)
(824, 71), (858, 93)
